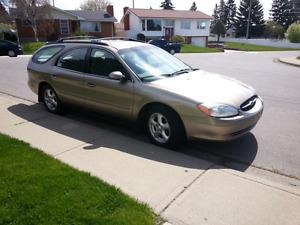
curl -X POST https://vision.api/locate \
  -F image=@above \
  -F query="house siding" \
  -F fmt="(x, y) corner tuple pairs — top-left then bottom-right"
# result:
(16, 19), (113, 41)
(124, 12), (211, 46)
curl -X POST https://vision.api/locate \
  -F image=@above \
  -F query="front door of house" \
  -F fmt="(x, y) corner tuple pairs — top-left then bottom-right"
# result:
(165, 27), (174, 41)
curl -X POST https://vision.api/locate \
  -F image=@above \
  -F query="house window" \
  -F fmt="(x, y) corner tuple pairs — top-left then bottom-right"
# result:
(22, 19), (32, 27)
(181, 20), (191, 29)
(146, 19), (162, 31)
(164, 20), (174, 27)
(142, 19), (146, 31)
(60, 20), (69, 34)
(197, 21), (206, 29)
(80, 21), (101, 33)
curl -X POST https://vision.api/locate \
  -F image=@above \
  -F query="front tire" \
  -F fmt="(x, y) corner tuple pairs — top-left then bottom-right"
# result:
(8, 50), (17, 57)
(145, 106), (185, 149)
(42, 85), (62, 114)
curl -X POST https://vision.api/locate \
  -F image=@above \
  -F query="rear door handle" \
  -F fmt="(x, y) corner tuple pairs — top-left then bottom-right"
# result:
(87, 82), (95, 87)
(51, 74), (57, 79)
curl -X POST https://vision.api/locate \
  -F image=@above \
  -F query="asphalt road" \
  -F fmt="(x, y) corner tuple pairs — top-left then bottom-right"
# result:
(0, 51), (299, 186)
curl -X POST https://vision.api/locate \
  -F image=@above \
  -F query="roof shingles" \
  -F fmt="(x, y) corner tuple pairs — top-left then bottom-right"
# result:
(127, 8), (212, 19)
(65, 10), (117, 22)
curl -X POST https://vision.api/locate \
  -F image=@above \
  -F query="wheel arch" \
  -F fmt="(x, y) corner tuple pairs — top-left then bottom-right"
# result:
(38, 81), (51, 102)
(137, 102), (187, 138)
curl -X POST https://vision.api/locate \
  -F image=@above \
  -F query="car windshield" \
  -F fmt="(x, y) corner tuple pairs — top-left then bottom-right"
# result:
(118, 45), (191, 81)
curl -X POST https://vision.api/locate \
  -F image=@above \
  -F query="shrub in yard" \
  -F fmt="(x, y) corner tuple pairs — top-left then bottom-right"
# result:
(264, 21), (285, 39)
(287, 22), (300, 43)
(137, 33), (145, 41)
(74, 28), (88, 37)
(171, 35), (185, 43)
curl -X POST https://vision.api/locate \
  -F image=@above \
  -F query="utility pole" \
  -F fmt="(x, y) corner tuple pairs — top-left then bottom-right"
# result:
(246, 0), (252, 40)
(52, 0), (55, 7)
(132, 0), (134, 8)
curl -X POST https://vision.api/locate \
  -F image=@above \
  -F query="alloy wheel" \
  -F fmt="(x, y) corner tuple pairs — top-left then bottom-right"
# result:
(148, 112), (171, 144)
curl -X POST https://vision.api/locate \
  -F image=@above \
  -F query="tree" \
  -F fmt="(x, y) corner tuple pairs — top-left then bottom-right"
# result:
(11, 0), (52, 42)
(264, 21), (285, 38)
(211, 4), (219, 28)
(80, 0), (110, 11)
(235, 0), (265, 37)
(218, 0), (227, 24)
(270, 0), (295, 29)
(212, 20), (226, 42)
(190, 1), (197, 11)
(0, 2), (10, 23)
(225, 0), (237, 31)
(160, 0), (174, 10)
(287, 21), (300, 43)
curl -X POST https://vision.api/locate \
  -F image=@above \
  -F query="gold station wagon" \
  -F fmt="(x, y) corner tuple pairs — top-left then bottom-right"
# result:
(27, 38), (263, 148)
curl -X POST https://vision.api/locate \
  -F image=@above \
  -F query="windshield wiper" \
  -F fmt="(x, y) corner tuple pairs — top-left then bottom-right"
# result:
(140, 76), (155, 80)
(161, 68), (192, 77)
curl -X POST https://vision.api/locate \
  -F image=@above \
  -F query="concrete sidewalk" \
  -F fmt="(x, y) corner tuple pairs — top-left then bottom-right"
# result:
(279, 57), (300, 67)
(1, 93), (299, 225)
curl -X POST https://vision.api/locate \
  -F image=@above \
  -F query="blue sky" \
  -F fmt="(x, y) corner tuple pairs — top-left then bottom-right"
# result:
(54, 0), (273, 21)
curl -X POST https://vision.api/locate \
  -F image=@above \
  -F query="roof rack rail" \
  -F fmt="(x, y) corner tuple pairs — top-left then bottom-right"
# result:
(100, 37), (141, 42)
(56, 36), (99, 43)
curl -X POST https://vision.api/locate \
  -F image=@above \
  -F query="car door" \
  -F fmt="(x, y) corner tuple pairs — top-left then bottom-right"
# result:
(51, 47), (90, 105)
(82, 47), (134, 119)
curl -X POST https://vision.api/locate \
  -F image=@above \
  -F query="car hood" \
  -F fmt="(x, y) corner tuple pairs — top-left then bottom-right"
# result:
(150, 70), (256, 107)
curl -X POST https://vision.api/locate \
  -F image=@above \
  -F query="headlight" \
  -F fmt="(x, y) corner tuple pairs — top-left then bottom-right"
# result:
(198, 103), (239, 118)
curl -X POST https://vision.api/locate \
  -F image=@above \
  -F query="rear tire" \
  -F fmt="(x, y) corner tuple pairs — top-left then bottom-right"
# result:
(170, 49), (176, 55)
(145, 105), (185, 149)
(42, 85), (62, 114)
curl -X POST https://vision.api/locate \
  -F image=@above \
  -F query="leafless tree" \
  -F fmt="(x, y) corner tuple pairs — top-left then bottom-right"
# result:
(80, 0), (111, 11)
(11, 0), (52, 41)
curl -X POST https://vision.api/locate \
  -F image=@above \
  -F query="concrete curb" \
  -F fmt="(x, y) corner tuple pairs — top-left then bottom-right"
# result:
(279, 57), (300, 67)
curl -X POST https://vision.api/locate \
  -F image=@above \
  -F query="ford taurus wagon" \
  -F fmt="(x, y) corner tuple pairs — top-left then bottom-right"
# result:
(27, 38), (263, 148)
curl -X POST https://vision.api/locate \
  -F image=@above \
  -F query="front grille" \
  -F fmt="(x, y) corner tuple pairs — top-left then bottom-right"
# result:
(240, 95), (258, 111)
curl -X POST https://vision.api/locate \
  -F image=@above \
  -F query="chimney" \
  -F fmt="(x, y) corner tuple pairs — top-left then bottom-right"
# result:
(123, 7), (129, 15)
(107, 5), (114, 16)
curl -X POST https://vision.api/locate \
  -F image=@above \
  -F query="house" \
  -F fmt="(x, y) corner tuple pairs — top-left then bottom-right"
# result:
(121, 7), (212, 47)
(14, 5), (117, 41)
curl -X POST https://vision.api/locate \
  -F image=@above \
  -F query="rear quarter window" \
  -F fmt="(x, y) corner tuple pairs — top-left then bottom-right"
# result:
(32, 46), (64, 64)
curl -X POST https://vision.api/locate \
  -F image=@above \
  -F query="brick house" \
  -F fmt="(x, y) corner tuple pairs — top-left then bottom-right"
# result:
(121, 8), (212, 47)
(14, 5), (117, 41)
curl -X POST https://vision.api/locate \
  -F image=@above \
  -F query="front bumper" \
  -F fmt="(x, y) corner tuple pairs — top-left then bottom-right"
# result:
(185, 98), (263, 141)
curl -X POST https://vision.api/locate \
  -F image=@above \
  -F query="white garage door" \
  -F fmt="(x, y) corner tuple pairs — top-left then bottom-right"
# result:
(191, 37), (206, 47)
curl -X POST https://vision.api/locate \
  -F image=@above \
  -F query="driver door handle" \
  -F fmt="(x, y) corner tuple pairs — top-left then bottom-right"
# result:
(87, 82), (95, 87)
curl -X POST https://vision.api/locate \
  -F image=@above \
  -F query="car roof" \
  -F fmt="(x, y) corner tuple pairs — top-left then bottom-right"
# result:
(49, 38), (150, 50)
(100, 40), (149, 50)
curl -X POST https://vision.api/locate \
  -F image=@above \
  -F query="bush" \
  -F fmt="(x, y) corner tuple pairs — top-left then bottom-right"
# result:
(171, 35), (185, 43)
(287, 22), (300, 43)
(74, 28), (88, 37)
(137, 33), (145, 41)
(264, 21), (285, 39)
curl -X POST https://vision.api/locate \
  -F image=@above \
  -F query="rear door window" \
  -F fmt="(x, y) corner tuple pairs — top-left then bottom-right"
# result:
(32, 46), (63, 63)
(57, 47), (88, 73)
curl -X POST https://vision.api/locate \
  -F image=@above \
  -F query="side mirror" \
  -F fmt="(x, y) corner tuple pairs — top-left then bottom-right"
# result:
(108, 71), (125, 81)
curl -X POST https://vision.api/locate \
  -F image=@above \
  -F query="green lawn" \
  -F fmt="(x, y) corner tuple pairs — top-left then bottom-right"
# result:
(21, 42), (45, 54)
(225, 42), (300, 51)
(181, 44), (223, 53)
(297, 56), (300, 60)
(0, 133), (157, 225)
